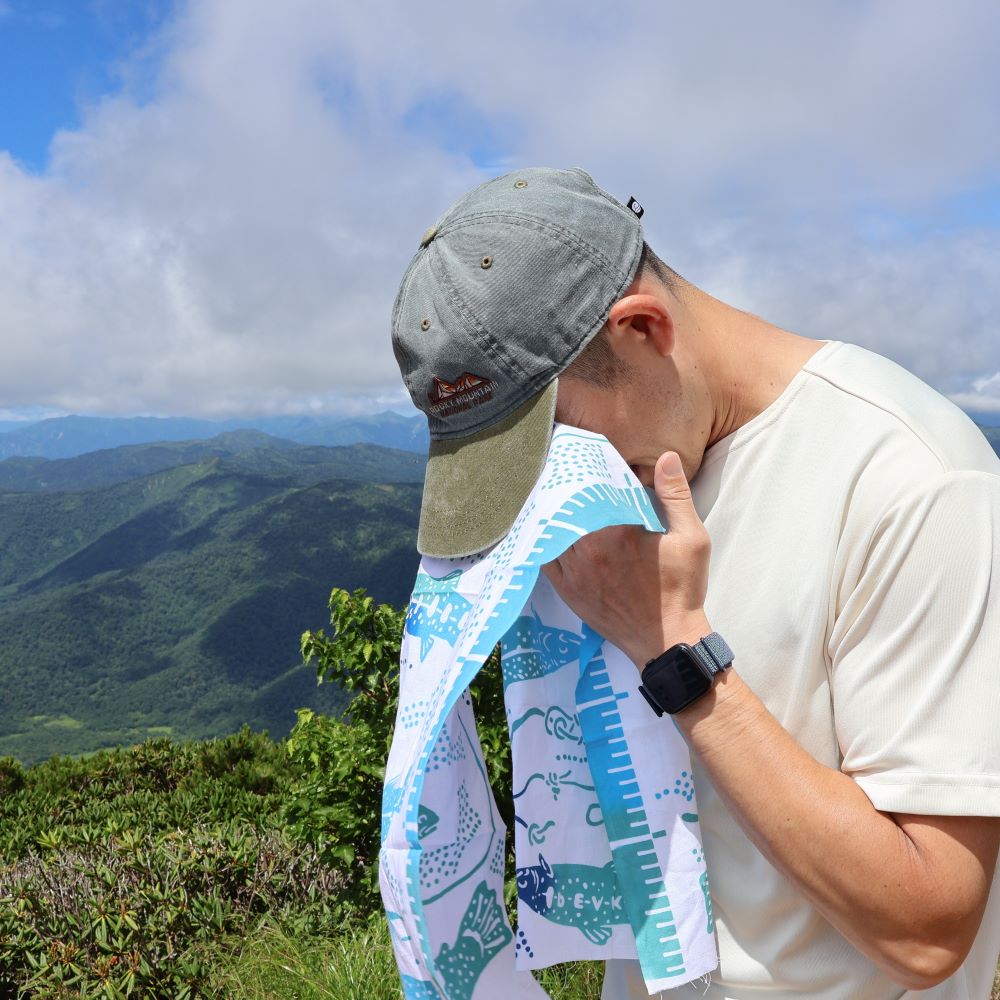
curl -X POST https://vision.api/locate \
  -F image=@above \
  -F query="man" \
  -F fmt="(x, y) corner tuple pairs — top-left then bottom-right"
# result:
(390, 167), (1000, 998)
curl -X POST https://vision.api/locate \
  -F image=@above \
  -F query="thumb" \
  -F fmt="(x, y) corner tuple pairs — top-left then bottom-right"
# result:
(654, 451), (699, 532)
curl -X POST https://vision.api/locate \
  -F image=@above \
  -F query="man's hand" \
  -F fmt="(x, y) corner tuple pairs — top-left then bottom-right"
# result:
(540, 447), (1000, 988)
(542, 450), (712, 666)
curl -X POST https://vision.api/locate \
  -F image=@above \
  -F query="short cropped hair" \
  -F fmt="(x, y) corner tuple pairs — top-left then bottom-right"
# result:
(561, 242), (683, 388)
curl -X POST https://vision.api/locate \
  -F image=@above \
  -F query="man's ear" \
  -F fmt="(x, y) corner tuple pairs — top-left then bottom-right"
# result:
(605, 293), (674, 364)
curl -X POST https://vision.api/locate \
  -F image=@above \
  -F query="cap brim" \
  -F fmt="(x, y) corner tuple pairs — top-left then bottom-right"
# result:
(417, 381), (558, 557)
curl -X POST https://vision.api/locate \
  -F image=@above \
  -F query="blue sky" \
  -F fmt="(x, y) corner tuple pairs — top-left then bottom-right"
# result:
(0, 0), (998, 423)
(0, 1), (172, 171)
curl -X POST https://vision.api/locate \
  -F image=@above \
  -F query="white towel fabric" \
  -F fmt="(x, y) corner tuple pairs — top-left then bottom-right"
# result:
(379, 425), (718, 999)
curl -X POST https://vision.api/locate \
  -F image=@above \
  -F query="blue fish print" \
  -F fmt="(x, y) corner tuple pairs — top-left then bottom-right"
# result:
(435, 880), (512, 1000)
(405, 570), (473, 660)
(400, 974), (439, 999)
(381, 776), (404, 842)
(418, 804), (439, 839)
(516, 853), (627, 946)
(501, 611), (582, 688)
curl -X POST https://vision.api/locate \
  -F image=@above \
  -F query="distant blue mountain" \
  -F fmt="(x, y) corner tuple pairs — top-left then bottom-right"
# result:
(0, 412), (429, 460)
(2, 410), (994, 463)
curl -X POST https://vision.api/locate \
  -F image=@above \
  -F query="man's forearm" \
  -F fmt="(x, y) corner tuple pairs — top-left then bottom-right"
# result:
(542, 468), (996, 989)
(668, 654), (984, 989)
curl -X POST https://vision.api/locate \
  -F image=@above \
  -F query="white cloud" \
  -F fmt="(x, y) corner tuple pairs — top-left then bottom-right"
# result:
(0, 0), (998, 417)
(949, 372), (1000, 413)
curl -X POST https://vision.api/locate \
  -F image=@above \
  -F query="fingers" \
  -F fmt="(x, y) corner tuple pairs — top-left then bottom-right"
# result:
(653, 451), (703, 535)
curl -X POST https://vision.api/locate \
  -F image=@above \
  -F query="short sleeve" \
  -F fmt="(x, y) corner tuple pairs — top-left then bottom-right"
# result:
(828, 470), (1000, 815)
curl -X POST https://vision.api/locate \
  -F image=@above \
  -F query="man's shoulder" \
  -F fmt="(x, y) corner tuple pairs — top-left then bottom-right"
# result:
(801, 341), (999, 478)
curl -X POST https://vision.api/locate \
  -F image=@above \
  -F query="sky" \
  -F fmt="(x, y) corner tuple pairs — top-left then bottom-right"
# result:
(0, 0), (998, 423)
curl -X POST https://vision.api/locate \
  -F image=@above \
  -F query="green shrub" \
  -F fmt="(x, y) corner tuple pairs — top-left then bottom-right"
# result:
(286, 587), (514, 919)
(0, 757), (25, 797)
(0, 826), (342, 998)
(0, 726), (342, 998)
(0, 728), (293, 861)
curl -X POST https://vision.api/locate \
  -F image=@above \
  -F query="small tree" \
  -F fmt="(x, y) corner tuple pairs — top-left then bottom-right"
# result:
(283, 587), (512, 920)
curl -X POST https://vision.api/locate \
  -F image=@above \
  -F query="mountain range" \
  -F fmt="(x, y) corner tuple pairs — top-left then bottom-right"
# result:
(0, 434), (425, 764)
(1, 420), (997, 766)
(0, 411), (428, 460)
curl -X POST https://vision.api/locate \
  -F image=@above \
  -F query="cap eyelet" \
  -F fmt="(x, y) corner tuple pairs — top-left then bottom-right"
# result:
(420, 318), (431, 331)
(480, 255), (493, 269)
(513, 179), (528, 189)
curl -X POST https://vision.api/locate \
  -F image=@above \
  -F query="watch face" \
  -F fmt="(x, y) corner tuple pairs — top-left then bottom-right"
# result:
(640, 644), (713, 714)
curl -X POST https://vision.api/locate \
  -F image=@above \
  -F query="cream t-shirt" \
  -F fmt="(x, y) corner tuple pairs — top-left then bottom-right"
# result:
(602, 340), (1000, 999)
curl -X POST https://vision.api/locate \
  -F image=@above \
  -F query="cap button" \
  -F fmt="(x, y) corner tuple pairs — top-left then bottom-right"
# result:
(419, 225), (438, 248)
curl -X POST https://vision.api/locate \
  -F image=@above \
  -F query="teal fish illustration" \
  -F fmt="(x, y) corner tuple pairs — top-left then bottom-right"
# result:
(501, 612), (582, 687)
(516, 853), (627, 946)
(434, 880), (512, 1000)
(418, 804), (439, 839)
(405, 570), (473, 660)
(400, 974), (439, 999)
(381, 776), (404, 842)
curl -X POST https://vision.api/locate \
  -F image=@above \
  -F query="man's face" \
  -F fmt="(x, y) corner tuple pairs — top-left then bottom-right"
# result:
(554, 374), (681, 488)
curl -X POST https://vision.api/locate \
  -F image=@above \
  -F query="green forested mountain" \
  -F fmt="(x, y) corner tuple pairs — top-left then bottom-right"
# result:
(0, 443), (423, 764)
(1, 426), (995, 767)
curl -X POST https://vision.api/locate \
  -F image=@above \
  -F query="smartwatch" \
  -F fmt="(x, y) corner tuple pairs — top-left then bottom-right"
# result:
(638, 633), (734, 716)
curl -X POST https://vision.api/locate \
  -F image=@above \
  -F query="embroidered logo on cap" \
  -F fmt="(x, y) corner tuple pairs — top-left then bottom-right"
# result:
(428, 373), (495, 417)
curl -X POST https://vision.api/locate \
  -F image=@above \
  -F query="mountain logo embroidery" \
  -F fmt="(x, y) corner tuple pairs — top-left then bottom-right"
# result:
(428, 372), (494, 417)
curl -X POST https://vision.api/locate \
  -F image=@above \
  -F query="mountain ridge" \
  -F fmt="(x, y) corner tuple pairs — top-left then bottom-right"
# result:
(0, 431), (425, 493)
(0, 442), (423, 764)
(0, 411), (429, 459)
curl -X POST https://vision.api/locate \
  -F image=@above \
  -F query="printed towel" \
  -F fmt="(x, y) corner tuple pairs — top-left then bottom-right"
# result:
(379, 425), (718, 999)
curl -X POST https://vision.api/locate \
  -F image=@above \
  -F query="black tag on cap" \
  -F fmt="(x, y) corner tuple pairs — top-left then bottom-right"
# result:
(626, 196), (644, 219)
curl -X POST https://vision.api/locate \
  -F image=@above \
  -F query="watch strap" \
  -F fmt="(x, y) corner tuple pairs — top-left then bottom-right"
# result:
(692, 632), (734, 677)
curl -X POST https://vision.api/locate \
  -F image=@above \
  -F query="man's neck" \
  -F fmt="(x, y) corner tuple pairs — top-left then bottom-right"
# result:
(681, 290), (828, 451)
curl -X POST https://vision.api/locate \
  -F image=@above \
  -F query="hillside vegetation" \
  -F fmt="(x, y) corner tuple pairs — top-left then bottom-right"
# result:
(0, 441), (423, 764)
(3, 589), (990, 998)
(0, 588), (521, 999)
(1, 425), (997, 766)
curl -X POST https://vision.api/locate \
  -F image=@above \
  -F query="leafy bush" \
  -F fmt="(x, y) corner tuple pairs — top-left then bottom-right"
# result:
(286, 587), (513, 918)
(0, 827), (341, 999)
(0, 726), (343, 998)
(0, 728), (290, 860)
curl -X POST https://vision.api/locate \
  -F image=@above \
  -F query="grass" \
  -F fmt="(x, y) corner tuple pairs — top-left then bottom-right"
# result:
(208, 921), (999, 1000)
(207, 918), (1000, 1000)
(208, 917), (402, 1000)
(206, 915), (605, 1000)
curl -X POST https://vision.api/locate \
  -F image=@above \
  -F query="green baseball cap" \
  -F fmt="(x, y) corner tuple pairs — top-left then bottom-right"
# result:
(391, 167), (644, 557)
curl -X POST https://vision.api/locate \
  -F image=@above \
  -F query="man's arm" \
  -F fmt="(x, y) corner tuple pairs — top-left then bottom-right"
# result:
(543, 451), (1000, 989)
(673, 661), (1000, 988)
